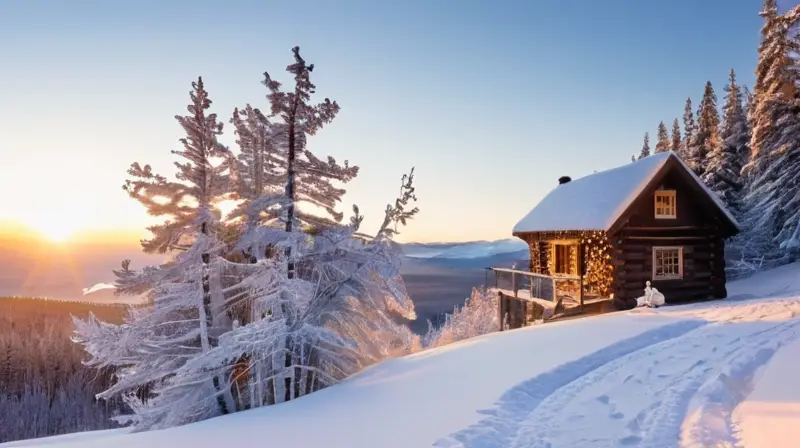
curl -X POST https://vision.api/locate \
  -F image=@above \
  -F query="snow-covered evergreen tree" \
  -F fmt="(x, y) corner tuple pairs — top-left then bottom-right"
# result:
(682, 97), (696, 160)
(689, 81), (722, 176)
(748, 0), (795, 168)
(229, 105), (285, 219)
(197, 168), (420, 410)
(655, 121), (670, 153)
(73, 49), (423, 431)
(638, 132), (651, 159)
(743, 84), (756, 167)
(74, 78), (239, 429)
(702, 71), (747, 218)
(741, 3), (800, 259)
(721, 69), (750, 168)
(121, 79), (236, 255)
(423, 288), (500, 348)
(671, 118), (682, 153)
(235, 46), (414, 405)
(262, 47), (359, 234)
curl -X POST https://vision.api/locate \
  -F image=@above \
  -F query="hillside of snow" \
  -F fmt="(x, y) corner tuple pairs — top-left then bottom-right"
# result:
(5, 262), (800, 448)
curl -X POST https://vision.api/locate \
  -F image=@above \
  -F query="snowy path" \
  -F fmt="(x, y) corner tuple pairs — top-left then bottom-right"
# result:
(437, 300), (800, 448)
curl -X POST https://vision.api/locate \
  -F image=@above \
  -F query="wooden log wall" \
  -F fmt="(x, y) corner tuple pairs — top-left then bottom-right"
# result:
(521, 231), (614, 298)
(611, 226), (726, 303)
(527, 239), (549, 275)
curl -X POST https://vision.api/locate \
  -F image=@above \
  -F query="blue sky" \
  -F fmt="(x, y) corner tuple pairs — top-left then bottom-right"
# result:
(0, 0), (794, 243)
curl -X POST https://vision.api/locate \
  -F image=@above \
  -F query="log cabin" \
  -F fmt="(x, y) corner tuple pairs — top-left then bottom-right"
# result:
(502, 151), (739, 318)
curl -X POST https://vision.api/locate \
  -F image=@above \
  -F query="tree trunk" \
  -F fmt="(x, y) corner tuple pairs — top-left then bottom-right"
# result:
(283, 101), (299, 402)
(201, 221), (229, 415)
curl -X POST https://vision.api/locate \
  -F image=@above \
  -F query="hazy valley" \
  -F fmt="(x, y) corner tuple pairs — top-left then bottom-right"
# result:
(0, 221), (527, 333)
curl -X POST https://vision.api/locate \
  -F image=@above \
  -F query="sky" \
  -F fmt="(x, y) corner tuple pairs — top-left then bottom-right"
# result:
(0, 0), (796, 244)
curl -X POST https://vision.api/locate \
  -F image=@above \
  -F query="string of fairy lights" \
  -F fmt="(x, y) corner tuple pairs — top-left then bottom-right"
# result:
(528, 230), (614, 298)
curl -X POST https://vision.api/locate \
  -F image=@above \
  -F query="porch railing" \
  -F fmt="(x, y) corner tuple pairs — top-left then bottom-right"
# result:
(491, 267), (582, 303)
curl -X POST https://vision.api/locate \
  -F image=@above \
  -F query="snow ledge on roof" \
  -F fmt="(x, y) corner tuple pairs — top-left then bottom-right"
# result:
(512, 152), (740, 234)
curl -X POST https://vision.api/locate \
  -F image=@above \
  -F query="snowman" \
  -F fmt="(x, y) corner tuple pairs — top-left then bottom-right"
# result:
(636, 281), (665, 308)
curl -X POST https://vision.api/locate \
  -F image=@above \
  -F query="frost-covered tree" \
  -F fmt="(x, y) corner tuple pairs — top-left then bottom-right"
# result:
(702, 71), (747, 219)
(121, 79), (236, 254)
(232, 46), (413, 404)
(655, 121), (670, 153)
(743, 84), (756, 166)
(741, 4), (800, 259)
(229, 105), (285, 220)
(75, 47), (423, 433)
(721, 70), (750, 167)
(191, 168), (420, 411)
(638, 132), (651, 159)
(671, 118), (682, 153)
(263, 47), (359, 234)
(423, 288), (500, 348)
(682, 97), (696, 160)
(74, 78), (239, 429)
(689, 81), (722, 176)
(747, 0), (796, 168)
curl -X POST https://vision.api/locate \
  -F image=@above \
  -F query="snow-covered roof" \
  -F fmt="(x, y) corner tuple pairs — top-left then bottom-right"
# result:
(512, 151), (740, 234)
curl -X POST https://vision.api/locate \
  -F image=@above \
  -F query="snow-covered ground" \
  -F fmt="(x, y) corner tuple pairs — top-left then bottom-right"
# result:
(5, 263), (800, 448)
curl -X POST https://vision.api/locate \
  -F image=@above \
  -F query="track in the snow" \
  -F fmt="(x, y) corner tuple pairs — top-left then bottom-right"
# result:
(435, 318), (800, 448)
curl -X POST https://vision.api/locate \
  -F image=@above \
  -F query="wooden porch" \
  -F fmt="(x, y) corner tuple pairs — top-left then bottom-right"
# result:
(490, 267), (614, 329)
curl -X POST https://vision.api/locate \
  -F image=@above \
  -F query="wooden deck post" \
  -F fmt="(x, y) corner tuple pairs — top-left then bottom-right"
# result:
(511, 271), (517, 298)
(579, 243), (585, 311)
(499, 294), (504, 332)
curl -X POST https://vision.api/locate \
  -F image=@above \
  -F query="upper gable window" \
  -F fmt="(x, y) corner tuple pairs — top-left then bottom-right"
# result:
(654, 190), (676, 219)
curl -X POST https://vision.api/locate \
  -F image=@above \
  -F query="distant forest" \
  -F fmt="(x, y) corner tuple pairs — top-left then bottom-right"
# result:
(0, 298), (127, 443)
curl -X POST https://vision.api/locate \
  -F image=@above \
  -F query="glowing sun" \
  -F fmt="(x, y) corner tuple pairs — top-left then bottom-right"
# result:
(26, 217), (84, 243)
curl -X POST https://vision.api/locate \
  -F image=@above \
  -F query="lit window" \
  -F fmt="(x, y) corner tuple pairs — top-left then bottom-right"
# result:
(652, 246), (683, 280)
(552, 243), (578, 275)
(654, 190), (677, 219)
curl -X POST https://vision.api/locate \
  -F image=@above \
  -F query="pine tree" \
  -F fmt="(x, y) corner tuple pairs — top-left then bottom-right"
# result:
(231, 105), (285, 208)
(671, 118), (682, 153)
(721, 69), (750, 167)
(75, 78), (238, 428)
(743, 85), (756, 167)
(702, 70), (747, 218)
(690, 81), (722, 176)
(638, 132), (651, 159)
(258, 47), (405, 403)
(203, 167), (420, 410)
(655, 121), (670, 153)
(261, 47), (359, 276)
(226, 104), (289, 262)
(74, 49), (423, 430)
(682, 97), (696, 161)
(742, 3), (800, 259)
(748, 0), (795, 167)
(122, 79), (236, 255)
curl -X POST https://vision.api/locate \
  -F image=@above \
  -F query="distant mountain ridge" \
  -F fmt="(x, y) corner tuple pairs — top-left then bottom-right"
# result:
(1, 221), (529, 305)
(400, 238), (527, 259)
(399, 238), (529, 273)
